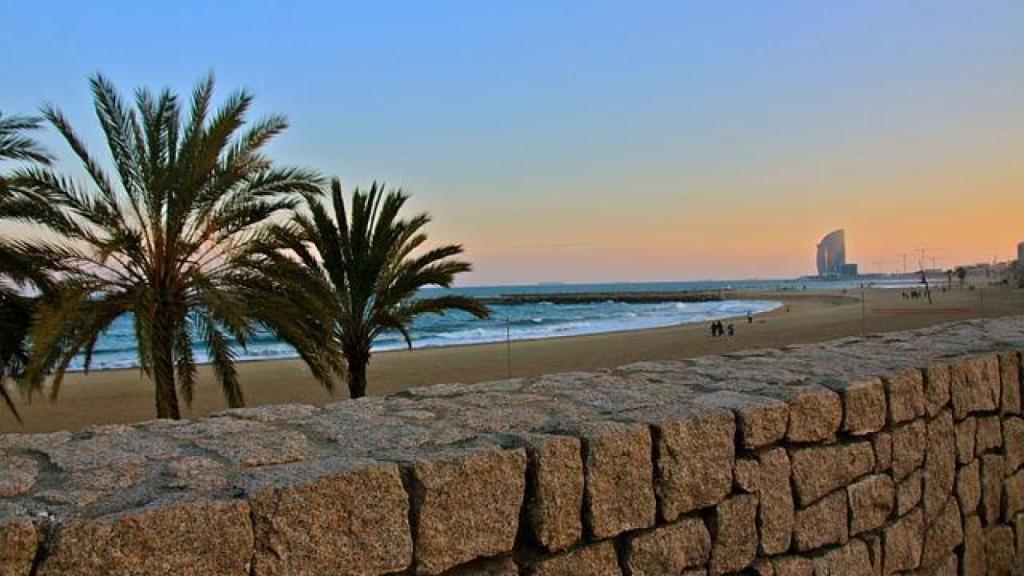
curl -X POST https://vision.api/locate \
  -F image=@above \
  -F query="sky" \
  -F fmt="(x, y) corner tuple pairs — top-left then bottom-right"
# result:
(1, 1), (1021, 285)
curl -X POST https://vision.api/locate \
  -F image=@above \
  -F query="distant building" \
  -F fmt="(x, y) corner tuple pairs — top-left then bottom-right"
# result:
(1018, 242), (1024, 269)
(816, 229), (858, 277)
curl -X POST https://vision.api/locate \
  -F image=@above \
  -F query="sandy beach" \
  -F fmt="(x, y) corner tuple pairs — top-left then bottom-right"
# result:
(4, 285), (1022, 433)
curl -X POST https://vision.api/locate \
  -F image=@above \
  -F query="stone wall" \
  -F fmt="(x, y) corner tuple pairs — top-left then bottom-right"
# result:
(4, 317), (1024, 575)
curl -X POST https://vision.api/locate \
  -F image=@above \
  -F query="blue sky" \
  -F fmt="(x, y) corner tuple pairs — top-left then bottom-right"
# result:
(2, 1), (1022, 283)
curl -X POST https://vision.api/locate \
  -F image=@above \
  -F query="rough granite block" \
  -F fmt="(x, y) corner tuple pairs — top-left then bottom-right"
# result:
(755, 448), (794, 555)
(408, 446), (527, 575)
(842, 378), (887, 436)
(981, 453), (1004, 526)
(38, 499), (254, 576)
(579, 422), (656, 539)
(771, 556), (814, 576)
(873, 431), (892, 473)
(790, 442), (874, 506)
(985, 524), (1017, 575)
(976, 415), (1003, 455)
(447, 557), (519, 576)
(785, 385), (842, 443)
(693, 390), (787, 450)
(896, 469), (923, 516)
(955, 416), (977, 465)
(523, 435), (584, 552)
(957, 458), (981, 515)
(848, 474), (895, 536)
(884, 370), (926, 424)
(244, 459), (413, 576)
(950, 355), (1001, 419)
(0, 512), (36, 576)
(961, 515), (985, 576)
(1003, 416), (1024, 475)
(651, 409), (734, 521)
(891, 419), (926, 483)
(793, 490), (848, 551)
(623, 516), (710, 576)
(922, 497), (963, 568)
(882, 508), (924, 575)
(923, 362), (952, 418)
(999, 351), (1022, 416)
(923, 411), (955, 522)
(708, 493), (758, 575)
(1002, 470), (1024, 521)
(813, 538), (873, 576)
(527, 541), (621, 576)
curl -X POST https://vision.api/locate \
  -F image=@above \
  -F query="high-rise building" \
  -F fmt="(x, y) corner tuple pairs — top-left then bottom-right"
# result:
(1017, 242), (1023, 269)
(816, 229), (847, 277)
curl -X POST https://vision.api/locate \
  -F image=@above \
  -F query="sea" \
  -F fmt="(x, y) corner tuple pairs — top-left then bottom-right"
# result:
(69, 277), (923, 371)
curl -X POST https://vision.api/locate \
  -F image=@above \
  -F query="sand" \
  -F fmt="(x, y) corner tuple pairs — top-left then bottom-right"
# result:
(4, 285), (1022, 433)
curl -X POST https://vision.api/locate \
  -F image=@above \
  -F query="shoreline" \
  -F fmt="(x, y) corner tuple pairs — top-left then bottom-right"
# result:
(3, 287), (1021, 433)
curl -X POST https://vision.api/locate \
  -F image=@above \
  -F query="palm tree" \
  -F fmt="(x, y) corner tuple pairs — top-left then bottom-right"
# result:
(250, 179), (489, 398)
(2, 74), (326, 419)
(0, 113), (55, 421)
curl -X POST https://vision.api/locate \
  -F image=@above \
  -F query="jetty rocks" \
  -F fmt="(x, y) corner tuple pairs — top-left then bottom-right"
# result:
(5, 317), (1024, 575)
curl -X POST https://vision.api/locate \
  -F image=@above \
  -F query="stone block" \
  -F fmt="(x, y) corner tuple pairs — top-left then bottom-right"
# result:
(527, 541), (621, 576)
(38, 499), (254, 576)
(921, 412), (955, 523)
(791, 442), (874, 506)
(999, 351), (1022, 416)
(921, 496), (962, 567)
(651, 410), (734, 521)
(985, 524), (1017, 576)
(813, 538), (873, 576)
(524, 435), (584, 552)
(891, 419), (926, 483)
(961, 515), (985, 576)
(0, 512), (36, 576)
(244, 459), (412, 576)
(976, 415), (1003, 455)
(981, 453), (1004, 526)
(0, 455), (37, 498)
(794, 490), (848, 551)
(925, 554), (957, 576)
(923, 363), (952, 418)
(848, 474), (895, 536)
(448, 557), (519, 576)
(1016, 513), (1024, 565)
(693, 390), (788, 449)
(757, 448), (795, 555)
(842, 378), (887, 436)
(407, 447), (526, 575)
(786, 385), (842, 443)
(896, 470), (923, 516)
(950, 355), (1000, 420)
(580, 423), (656, 539)
(955, 416), (977, 465)
(772, 556), (813, 576)
(171, 417), (311, 467)
(883, 508), (923, 575)
(708, 494), (757, 575)
(623, 517), (710, 576)
(1003, 470), (1024, 521)
(885, 370), (926, 424)
(873, 432), (892, 473)
(1003, 417), (1024, 474)
(957, 458), (981, 515)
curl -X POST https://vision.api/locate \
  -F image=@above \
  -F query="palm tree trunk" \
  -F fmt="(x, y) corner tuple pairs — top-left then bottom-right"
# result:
(151, 313), (181, 419)
(345, 349), (370, 399)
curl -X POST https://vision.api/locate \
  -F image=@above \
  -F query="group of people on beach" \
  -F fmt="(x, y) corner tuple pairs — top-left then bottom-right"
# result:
(710, 320), (734, 338)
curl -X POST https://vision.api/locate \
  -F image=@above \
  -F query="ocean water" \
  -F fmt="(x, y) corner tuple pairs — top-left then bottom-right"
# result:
(67, 277), (915, 370)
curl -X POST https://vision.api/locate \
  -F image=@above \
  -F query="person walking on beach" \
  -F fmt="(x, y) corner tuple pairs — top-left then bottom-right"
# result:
(727, 323), (735, 337)
(746, 311), (753, 323)
(710, 321), (717, 337)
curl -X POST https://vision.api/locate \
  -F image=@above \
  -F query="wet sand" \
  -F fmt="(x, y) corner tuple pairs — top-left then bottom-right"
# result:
(4, 285), (1022, 433)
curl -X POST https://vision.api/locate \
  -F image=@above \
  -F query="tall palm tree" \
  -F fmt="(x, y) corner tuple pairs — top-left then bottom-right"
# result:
(2, 74), (328, 419)
(0, 113), (55, 421)
(251, 179), (489, 398)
